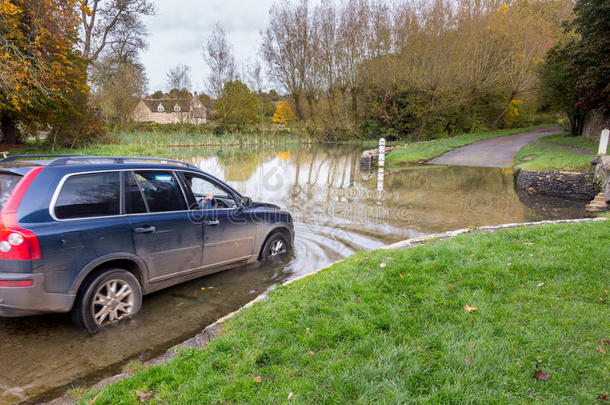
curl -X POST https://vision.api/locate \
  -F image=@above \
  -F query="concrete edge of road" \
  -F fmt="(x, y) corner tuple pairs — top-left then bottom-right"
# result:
(46, 216), (609, 405)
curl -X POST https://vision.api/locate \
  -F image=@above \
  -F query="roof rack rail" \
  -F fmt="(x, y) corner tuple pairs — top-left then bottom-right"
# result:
(0, 155), (196, 168)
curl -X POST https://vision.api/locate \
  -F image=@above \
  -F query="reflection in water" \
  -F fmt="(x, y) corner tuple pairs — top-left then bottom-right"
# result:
(0, 144), (586, 404)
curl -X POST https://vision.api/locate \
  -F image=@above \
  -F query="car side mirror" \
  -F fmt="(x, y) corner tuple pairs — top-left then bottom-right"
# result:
(240, 196), (252, 208)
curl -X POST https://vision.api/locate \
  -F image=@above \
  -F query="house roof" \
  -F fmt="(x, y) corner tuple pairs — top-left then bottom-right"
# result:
(142, 98), (191, 113)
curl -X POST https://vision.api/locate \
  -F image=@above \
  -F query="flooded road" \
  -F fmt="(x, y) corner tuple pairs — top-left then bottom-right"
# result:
(0, 144), (587, 404)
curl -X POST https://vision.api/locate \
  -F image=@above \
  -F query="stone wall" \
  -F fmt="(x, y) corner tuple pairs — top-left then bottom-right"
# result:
(582, 110), (610, 141)
(592, 155), (610, 203)
(515, 169), (599, 200)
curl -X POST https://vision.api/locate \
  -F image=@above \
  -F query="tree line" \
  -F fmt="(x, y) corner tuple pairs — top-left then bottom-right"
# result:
(258, 0), (576, 140)
(1, 0), (606, 146)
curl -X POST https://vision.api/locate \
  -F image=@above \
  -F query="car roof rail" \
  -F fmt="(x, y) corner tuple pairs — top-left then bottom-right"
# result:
(0, 155), (197, 168)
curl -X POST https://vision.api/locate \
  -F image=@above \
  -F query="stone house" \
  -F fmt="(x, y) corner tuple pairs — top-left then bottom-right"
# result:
(132, 96), (207, 125)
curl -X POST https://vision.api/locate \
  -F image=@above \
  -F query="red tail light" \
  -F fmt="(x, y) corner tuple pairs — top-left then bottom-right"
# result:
(0, 280), (33, 287)
(0, 166), (44, 261)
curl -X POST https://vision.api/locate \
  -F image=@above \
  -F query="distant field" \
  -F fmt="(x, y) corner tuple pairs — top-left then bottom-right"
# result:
(9, 131), (305, 158)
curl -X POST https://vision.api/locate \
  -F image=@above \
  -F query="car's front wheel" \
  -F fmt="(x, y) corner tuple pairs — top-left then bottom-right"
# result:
(72, 269), (142, 333)
(260, 232), (290, 262)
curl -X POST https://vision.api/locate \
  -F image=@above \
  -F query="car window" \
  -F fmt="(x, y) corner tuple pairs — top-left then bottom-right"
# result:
(183, 173), (237, 209)
(132, 171), (187, 212)
(54, 172), (120, 219)
(0, 173), (22, 210)
(125, 171), (147, 214)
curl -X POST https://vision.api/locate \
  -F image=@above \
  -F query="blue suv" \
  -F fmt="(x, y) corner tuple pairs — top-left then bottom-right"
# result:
(0, 155), (293, 332)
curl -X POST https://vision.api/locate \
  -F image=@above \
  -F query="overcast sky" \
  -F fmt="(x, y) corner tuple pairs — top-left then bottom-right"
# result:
(141, 0), (279, 94)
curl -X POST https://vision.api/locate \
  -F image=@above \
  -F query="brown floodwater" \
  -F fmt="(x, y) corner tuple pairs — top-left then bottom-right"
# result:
(0, 144), (587, 404)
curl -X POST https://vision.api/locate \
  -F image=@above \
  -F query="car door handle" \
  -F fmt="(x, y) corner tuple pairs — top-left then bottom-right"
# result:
(205, 220), (220, 226)
(133, 226), (156, 234)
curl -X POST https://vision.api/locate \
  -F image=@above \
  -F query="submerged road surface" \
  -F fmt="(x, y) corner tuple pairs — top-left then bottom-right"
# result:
(428, 126), (562, 168)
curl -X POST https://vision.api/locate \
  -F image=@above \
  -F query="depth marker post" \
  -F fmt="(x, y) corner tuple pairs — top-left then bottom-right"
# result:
(377, 138), (385, 194)
(599, 128), (609, 155)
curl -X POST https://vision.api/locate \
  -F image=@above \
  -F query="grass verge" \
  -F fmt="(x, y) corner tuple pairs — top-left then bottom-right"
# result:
(513, 133), (599, 171)
(385, 126), (550, 167)
(79, 221), (609, 404)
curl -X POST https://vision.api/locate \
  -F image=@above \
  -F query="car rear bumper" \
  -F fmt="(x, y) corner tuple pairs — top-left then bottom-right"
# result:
(0, 273), (75, 317)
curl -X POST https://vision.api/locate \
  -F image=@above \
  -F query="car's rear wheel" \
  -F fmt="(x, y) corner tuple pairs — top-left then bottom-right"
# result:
(72, 269), (142, 333)
(260, 232), (290, 262)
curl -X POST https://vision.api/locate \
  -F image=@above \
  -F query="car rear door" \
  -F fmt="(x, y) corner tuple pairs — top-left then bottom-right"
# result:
(125, 170), (204, 283)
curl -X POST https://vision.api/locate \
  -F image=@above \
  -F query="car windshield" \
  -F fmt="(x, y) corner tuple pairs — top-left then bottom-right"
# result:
(0, 173), (22, 210)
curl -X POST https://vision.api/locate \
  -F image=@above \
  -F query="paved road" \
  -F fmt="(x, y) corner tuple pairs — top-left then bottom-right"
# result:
(428, 127), (562, 168)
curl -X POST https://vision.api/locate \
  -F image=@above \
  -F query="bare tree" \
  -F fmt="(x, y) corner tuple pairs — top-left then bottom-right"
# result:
(261, 0), (313, 120)
(314, 3), (339, 124)
(165, 63), (193, 92)
(80, 0), (155, 61)
(204, 23), (236, 98)
(336, 0), (370, 124)
(247, 58), (265, 123)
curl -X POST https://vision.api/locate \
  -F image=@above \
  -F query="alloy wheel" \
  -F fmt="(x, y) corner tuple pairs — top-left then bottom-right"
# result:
(91, 279), (135, 326)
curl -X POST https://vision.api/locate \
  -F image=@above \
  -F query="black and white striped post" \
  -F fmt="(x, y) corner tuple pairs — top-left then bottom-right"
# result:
(377, 138), (385, 193)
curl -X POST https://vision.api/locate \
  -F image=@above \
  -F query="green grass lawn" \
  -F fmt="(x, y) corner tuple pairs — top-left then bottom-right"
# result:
(513, 133), (599, 171)
(385, 126), (550, 167)
(78, 221), (610, 404)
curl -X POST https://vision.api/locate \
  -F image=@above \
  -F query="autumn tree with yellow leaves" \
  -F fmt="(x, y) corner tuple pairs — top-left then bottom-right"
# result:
(272, 101), (297, 125)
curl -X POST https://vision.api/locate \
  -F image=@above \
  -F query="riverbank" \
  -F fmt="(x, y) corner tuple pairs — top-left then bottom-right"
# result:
(4, 131), (306, 158)
(73, 219), (609, 404)
(512, 133), (605, 205)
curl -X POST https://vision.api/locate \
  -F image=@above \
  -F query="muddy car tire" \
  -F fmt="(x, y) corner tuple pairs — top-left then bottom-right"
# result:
(72, 269), (142, 333)
(260, 232), (290, 262)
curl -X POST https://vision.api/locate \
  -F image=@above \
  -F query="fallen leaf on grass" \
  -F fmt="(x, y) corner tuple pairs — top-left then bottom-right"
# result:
(534, 369), (549, 381)
(537, 282), (545, 287)
(600, 297), (607, 304)
(598, 394), (608, 401)
(523, 242), (533, 246)
(89, 392), (102, 405)
(399, 273), (404, 279)
(465, 357), (473, 364)
(379, 263), (387, 268)
(307, 350), (315, 356)
(448, 286), (456, 292)
(288, 392), (294, 400)
(604, 289), (609, 294)
(135, 390), (154, 403)
(464, 304), (478, 313)
(599, 339), (610, 345)
(417, 346), (422, 352)
(254, 376), (263, 383)
(458, 276), (463, 280)
(597, 346), (606, 354)
(355, 297), (360, 303)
